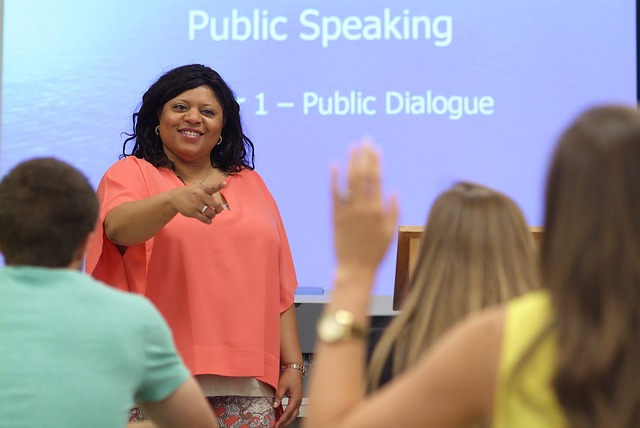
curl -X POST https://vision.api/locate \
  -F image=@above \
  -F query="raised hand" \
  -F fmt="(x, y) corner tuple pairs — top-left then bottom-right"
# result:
(332, 140), (399, 279)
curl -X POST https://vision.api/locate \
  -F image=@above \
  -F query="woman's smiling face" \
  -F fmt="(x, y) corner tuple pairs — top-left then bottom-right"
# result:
(158, 85), (224, 165)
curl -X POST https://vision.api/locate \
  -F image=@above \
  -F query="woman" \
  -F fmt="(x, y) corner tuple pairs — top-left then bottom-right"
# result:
(86, 64), (303, 428)
(307, 105), (640, 428)
(367, 182), (539, 391)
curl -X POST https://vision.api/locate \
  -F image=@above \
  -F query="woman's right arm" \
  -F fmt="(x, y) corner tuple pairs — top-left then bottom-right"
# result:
(105, 182), (227, 247)
(304, 143), (503, 428)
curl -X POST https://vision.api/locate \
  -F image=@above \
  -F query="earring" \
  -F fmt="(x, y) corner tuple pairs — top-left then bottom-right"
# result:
(217, 135), (223, 145)
(155, 125), (160, 135)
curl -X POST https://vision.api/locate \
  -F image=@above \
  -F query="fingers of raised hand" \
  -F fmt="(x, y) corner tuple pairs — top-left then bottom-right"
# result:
(336, 140), (381, 207)
(332, 140), (398, 265)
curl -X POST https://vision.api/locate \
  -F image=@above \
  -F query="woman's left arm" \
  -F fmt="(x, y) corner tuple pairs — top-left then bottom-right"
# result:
(275, 304), (304, 427)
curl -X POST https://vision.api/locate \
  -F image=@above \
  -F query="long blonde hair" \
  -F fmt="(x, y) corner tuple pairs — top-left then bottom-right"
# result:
(367, 182), (539, 391)
(539, 105), (640, 427)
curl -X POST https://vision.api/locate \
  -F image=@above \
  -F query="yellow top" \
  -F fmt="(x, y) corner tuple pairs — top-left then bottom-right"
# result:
(493, 291), (568, 428)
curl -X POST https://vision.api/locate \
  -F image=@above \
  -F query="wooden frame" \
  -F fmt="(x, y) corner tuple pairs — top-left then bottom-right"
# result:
(392, 225), (543, 310)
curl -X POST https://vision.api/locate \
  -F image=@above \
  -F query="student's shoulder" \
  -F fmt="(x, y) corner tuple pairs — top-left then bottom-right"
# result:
(505, 290), (550, 315)
(451, 304), (506, 348)
(86, 276), (160, 316)
(453, 290), (549, 341)
(445, 292), (550, 363)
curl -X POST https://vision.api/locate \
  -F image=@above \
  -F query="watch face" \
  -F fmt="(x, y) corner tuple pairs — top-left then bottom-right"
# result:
(318, 314), (345, 342)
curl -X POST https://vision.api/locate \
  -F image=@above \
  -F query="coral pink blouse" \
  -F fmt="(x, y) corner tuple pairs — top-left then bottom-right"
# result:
(86, 156), (298, 389)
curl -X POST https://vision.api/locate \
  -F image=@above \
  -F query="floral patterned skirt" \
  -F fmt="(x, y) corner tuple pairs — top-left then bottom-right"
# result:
(129, 396), (277, 428)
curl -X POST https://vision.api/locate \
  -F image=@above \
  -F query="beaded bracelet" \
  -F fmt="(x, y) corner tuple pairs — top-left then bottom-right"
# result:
(281, 363), (307, 377)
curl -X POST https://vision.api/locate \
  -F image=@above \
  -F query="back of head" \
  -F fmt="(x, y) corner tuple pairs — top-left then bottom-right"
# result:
(543, 105), (640, 427)
(125, 64), (254, 172)
(410, 182), (538, 310)
(0, 158), (98, 267)
(368, 182), (539, 390)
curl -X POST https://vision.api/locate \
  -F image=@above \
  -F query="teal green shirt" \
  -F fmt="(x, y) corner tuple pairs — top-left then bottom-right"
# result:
(0, 266), (190, 427)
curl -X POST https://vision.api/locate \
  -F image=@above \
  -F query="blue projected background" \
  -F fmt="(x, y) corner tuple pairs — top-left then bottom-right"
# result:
(1, 1), (637, 309)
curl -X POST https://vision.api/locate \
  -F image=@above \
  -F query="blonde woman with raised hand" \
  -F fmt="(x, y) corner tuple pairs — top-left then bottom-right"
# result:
(307, 106), (640, 428)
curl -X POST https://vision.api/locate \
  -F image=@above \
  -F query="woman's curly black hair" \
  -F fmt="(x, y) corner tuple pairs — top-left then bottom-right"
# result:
(122, 64), (255, 174)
